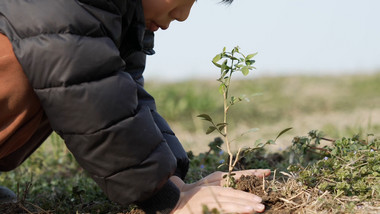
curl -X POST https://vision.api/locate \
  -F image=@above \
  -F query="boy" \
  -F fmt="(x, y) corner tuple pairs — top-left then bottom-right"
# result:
(0, 0), (270, 213)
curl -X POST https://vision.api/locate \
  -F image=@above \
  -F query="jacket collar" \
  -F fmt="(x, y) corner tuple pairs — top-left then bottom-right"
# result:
(119, 0), (155, 57)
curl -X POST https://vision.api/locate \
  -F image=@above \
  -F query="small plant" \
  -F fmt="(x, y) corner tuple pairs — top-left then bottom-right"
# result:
(198, 46), (291, 187)
(198, 46), (257, 187)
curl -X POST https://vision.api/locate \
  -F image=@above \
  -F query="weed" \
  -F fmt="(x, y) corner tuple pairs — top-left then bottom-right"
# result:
(289, 131), (380, 201)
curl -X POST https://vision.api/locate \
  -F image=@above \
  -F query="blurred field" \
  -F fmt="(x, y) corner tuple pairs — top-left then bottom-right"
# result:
(146, 72), (380, 154)
(1, 72), (379, 213)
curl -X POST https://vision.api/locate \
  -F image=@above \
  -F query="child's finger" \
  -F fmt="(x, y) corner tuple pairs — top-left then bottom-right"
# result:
(201, 201), (264, 214)
(213, 188), (265, 212)
(216, 187), (263, 203)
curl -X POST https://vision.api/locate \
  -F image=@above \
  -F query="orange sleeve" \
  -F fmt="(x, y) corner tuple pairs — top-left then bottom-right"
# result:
(0, 33), (46, 159)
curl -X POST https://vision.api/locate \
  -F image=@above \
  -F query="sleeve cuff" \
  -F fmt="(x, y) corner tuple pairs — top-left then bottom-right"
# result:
(136, 180), (180, 214)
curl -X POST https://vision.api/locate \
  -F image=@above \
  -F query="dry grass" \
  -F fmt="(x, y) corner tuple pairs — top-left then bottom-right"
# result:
(233, 171), (380, 214)
(263, 171), (380, 214)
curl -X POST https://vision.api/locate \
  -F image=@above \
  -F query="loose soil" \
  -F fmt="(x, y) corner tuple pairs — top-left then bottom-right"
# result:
(235, 175), (292, 214)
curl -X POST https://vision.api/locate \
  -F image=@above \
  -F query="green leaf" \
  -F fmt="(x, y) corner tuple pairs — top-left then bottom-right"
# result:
(245, 60), (256, 66)
(212, 54), (222, 63)
(197, 114), (213, 123)
(206, 126), (217, 134)
(224, 53), (232, 58)
(221, 59), (228, 73)
(221, 70), (228, 79)
(216, 123), (228, 131)
(246, 52), (258, 60)
(230, 96), (242, 105)
(233, 46), (240, 53)
(230, 96), (235, 103)
(212, 61), (221, 68)
(275, 127), (293, 141)
(241, 66), (249, 76)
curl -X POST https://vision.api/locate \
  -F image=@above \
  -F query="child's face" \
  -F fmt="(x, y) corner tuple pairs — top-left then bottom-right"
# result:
(142, 0), (196, 32)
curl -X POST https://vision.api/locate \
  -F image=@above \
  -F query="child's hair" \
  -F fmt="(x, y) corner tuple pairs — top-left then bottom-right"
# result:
(221, 0), (234, 4)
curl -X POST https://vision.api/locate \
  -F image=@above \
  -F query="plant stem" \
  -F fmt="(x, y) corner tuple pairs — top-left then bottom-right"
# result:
(223, 84), (233, 186)
(224, 57), (234, 187)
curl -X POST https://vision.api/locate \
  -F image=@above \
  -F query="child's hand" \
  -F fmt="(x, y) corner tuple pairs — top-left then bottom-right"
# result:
(171, 185), (265, 214)
(169, 169), (271, 213)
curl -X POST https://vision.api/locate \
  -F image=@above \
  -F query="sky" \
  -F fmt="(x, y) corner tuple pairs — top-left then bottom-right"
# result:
(144, 0), (380, 81)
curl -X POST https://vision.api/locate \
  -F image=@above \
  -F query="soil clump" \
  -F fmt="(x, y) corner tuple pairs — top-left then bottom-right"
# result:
(235, 175), (292, 214)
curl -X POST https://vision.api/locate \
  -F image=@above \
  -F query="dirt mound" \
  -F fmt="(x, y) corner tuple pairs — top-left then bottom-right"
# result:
(236, 175), (292, 214)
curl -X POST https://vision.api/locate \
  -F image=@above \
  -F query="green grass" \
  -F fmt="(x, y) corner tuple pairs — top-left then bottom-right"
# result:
(0, 133), (130, 213)
(1, 73), (379, 213)
(147, 73), (380, 133)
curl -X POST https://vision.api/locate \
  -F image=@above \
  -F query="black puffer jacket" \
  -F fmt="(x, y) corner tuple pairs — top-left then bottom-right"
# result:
(0, 0), (189, 212)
